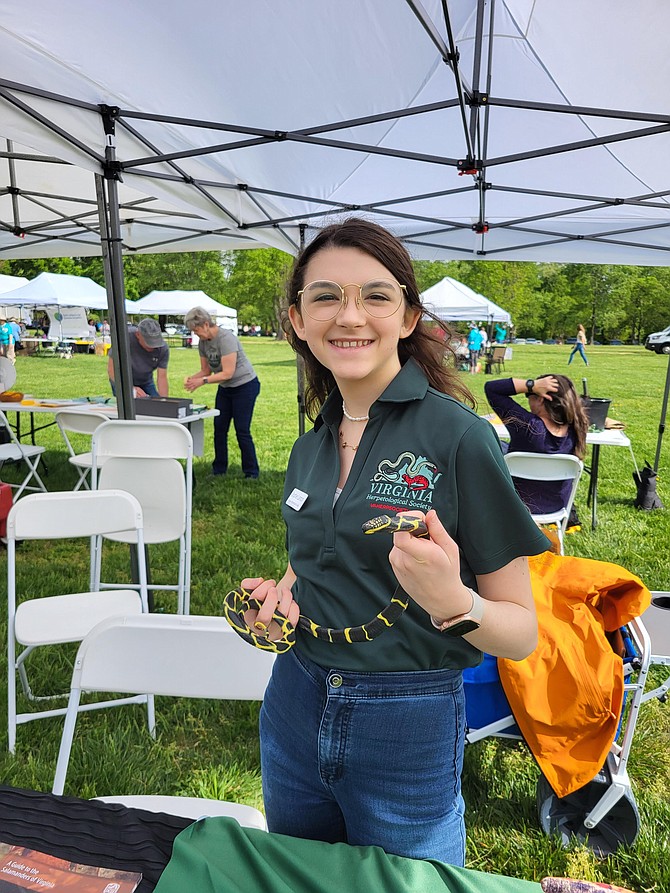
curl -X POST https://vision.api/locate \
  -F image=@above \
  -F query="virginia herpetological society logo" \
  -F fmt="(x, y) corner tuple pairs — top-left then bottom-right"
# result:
(367, 451), (441, 511)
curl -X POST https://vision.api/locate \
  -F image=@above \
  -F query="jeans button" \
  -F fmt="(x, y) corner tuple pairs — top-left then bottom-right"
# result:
(329, 673), (343, 688)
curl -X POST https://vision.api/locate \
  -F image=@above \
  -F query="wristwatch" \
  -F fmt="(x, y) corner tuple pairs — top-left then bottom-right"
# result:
(525, 378), (535, 396)
(203, 376), (209, 384)
(430, 588), (486, 637)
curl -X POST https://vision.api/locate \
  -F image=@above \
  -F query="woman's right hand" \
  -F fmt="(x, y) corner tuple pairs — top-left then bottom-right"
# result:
(533, 376), (559, 400)
(240, 577), (300, 642)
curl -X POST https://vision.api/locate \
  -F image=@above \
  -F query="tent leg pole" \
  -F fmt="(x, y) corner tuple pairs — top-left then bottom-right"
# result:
(296, 223), (307, 437)
(96, 106), (134, 421)
(654, 354), (670, 473)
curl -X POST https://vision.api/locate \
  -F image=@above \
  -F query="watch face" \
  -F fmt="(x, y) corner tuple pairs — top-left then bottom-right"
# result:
(443, 618), (480, 638)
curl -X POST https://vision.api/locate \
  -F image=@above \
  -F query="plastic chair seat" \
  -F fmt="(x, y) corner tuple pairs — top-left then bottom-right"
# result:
(14, 590), (142, 646)
(103, 504), (183, 544)
(68, 452), (110, 470)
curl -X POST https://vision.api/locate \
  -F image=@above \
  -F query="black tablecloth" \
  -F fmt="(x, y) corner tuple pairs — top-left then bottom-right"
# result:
(0, 785), (192, 893)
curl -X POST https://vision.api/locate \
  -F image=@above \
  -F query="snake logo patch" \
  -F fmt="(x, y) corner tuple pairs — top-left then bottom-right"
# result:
(366, 451), (441, 511)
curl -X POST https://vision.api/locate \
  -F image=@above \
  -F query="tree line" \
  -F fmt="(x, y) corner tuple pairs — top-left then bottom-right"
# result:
(3, 249), (670, 343)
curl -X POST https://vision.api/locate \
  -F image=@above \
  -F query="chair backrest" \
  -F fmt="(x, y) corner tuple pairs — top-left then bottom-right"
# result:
(98, 457), (185, 541)
(491, 345), (506, 361)
(72, 614), (276, 700)
(6, 489), (145, 541)
(92, 419), (192, 544)
(56, 409), (110, 439)
(504, 451), (583, 484)
(92, 419), (193, 462)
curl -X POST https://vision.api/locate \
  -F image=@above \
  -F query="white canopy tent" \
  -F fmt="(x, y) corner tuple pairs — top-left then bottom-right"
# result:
(421, 277), (511, 323)
(2, 1), (670, 265)
(0, 272), (108, 309)
(0, 273), (30, 320)
(0, 274), (28, 293)
(134, 290), (236, 319)
(133, 289), (238, 334)
(1, 1), (670, 429)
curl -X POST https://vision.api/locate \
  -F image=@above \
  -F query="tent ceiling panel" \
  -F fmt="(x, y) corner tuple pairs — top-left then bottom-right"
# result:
(1, 1), (670, 263)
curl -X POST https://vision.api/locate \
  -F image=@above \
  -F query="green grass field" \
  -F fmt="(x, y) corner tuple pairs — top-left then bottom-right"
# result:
(1, 340), (668, 890)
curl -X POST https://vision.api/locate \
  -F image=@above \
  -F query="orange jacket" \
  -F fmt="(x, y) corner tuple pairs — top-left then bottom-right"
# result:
(498, 552), (650, 797)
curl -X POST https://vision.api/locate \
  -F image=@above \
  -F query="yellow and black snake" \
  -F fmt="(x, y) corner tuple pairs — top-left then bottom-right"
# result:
(222, 514), (428, 653)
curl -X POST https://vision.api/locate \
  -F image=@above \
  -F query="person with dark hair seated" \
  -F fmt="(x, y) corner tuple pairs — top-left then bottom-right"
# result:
(484, 374), (589, 515)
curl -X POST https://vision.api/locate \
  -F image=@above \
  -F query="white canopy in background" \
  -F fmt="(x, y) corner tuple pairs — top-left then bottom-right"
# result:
(0, 274), (28, 293)
(0, 2), (670, 265)
(421, 277), (511, 323)
(0, 271), (135, 312)
(0, 274), (30, 320)
(0, 272), (108, 308)
(134, 290), (237, 318)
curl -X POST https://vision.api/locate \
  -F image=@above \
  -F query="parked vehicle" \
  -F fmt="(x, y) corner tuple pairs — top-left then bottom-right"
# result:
(645, 325), (670, 354)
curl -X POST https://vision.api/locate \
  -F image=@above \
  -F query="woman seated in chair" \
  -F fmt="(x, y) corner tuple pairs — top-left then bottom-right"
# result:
(484, 374), (588, 514)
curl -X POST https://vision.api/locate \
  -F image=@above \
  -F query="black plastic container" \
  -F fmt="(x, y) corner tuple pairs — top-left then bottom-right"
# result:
(580, 378), (611, 430)
(581, 397), (611, 430)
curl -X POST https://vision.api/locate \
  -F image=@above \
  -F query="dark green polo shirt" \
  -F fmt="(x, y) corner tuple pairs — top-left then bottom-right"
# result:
(281, 360), (550, 672)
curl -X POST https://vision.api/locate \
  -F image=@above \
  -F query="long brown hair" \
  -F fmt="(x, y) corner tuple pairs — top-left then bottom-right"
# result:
(536, 373), (589, 458)
(282, 217), (474, 420)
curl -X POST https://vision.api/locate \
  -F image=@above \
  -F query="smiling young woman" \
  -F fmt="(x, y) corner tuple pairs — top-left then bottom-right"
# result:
(232, 218), (550, 864)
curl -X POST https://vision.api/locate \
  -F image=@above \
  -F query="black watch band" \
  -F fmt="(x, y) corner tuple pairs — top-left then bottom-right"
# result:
(525, 378), (535, 395)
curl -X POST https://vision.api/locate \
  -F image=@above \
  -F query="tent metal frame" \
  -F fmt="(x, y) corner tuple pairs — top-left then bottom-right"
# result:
(1, 0), (670, 446)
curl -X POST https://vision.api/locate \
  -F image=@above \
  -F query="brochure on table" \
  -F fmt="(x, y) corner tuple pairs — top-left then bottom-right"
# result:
(0, 841), (141, 892)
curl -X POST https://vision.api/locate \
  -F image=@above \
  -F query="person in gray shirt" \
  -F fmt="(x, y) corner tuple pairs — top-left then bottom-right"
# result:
(184, 306), (260, 478)
(108, 318), (169, 397)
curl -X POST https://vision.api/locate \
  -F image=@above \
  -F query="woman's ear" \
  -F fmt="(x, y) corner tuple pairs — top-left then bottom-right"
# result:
(288, 304), (307, 341)
(400, 307), (421, 340)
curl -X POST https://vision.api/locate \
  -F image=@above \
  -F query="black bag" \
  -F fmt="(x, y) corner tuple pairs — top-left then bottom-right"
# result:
(633, 462), (664, 510)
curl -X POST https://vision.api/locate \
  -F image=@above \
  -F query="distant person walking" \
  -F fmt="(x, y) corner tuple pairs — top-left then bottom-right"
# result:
(467, 324), (483, 374)
(567, 324), (588, 366)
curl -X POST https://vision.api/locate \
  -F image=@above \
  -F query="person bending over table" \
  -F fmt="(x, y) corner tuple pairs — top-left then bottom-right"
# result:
(484, 374), (588, 514)
(232, 218), (549, 865)
(183, 307), (260, 479)
(107, 318), (169, 398)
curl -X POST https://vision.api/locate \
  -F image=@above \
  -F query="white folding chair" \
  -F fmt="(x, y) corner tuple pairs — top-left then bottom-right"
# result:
(7, 489), (150, 753)
(504, 452), (583, 555)
(55, 409), (110, 491)
(0, 409), (47, 500)
(92, 420), (193, 614)
(93, 795), (267, 830)
(53, 613), (276, 795)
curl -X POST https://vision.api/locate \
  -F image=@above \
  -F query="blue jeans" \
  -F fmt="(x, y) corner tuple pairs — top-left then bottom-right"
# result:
(568, 343), (588, 365)
(213, 377), (260, 477)
(109, 377), (159, 397)
(260, 648), (466, 864)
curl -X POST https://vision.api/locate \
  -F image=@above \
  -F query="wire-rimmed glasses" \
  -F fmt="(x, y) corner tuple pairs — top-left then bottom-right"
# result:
(297, 279), (407, 321)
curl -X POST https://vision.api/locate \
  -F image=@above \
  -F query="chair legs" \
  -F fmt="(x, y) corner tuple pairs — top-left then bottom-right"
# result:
(3, 455), (47, 500)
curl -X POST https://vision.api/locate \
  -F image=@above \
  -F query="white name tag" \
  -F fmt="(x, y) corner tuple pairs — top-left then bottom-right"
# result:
(286, 488), (308, 511)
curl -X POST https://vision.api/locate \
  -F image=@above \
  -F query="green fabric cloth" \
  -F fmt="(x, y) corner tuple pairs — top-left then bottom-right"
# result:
(154, 817), (541, 893)
(282, 359), (550, 672)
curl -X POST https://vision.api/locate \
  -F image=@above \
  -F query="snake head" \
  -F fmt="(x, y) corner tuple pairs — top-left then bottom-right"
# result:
(361, 514), (428, 536)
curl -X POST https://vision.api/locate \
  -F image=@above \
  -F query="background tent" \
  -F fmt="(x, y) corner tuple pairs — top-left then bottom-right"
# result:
(134, 290), (238, 334)
(421, 277), (511, 324)
(0, 274), (28, 293)
(134, 290), (236, 320)
(0, 272), (108, 309)
(0, 273), (30, 321)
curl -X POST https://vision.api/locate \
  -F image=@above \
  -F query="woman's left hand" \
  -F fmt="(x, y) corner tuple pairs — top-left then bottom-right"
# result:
(388, 509), (473, 621)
